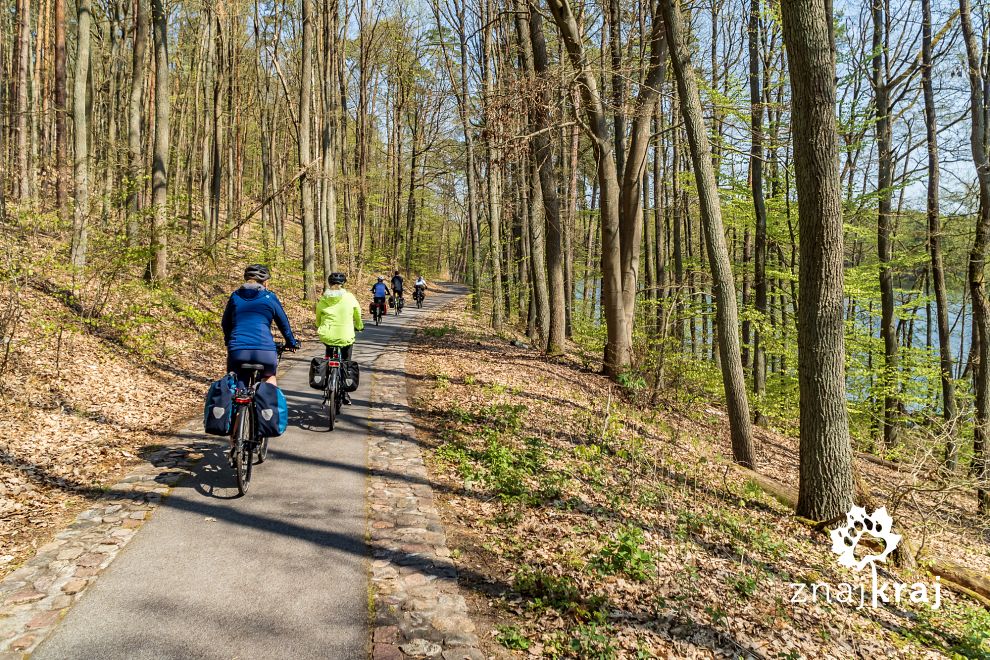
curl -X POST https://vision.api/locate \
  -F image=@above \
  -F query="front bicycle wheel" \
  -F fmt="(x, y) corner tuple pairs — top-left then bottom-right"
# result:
(234, 407), (253, 495)
(256, 436), (269, 463)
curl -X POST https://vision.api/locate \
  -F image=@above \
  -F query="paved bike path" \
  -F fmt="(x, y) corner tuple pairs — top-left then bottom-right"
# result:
(34, 290), (454, 659)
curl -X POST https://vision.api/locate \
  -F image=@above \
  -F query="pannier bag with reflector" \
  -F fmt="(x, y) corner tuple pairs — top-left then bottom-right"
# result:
(203, 374), (236, 436)
(309, 357), (328, 390)
(254, 382), (288, 437)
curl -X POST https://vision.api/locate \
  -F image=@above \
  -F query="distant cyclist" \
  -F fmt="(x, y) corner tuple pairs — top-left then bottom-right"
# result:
(414, 274), (427, 295)
(391, 270), (404, 300)
(371, 276), (390, 316)
(221, 264), (299, 387)
(315, 272), (363, 404)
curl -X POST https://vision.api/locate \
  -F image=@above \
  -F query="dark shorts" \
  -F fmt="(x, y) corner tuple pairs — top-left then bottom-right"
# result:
(324, 344), (353, 361)
(227, 348), (278, 384)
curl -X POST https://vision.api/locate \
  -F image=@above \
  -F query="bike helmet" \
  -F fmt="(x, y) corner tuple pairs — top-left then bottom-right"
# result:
(377, 275), (385, 282)
(328, 272), (347, 285)
(244, 264), (271, 282)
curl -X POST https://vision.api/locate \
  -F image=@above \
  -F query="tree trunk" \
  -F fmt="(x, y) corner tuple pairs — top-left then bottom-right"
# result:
(872, 0), (899, 450)
(54, 0), (66, 216)
(546, 0), (629, 374)
(482, 0), (504, 331)
(127, 0), (148, 243)
(519, 2), (564, 353)
(780, 0), (854, 521)
(662, 0), (755, 469)
(69, 0), (91, 269)
(300, 0), (316, 299)
(959, 0), (990, 514)
(749, 0), (768, 426)
(16, 0), (31, 201)
(922, 0), (957, 469)
(149, 0), (168, 281)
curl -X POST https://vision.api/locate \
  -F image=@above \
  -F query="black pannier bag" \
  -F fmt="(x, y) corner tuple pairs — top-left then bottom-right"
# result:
(309, 357), (328, 390)
(203, 374), (236, 435)
(343, 360), (361, 392)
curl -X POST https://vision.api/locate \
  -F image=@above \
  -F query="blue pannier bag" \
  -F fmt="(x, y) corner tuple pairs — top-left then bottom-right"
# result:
(203, 374), (236, 436)
(254, 382), (288, 437)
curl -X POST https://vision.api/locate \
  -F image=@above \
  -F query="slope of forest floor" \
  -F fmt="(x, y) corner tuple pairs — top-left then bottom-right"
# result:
(406, 303), (990, 658)
(0, 218), (353, 578)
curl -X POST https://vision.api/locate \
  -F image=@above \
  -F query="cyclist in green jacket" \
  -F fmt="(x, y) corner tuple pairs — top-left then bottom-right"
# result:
(315, 272), (364, 403)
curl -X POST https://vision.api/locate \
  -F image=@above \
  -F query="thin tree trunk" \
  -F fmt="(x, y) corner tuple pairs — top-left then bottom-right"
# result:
(519, 2), (564, 353)
(959, 0), (990, 514)
(16, 0), (31, 201)
(872, 0), (899, 450)
(69, 0), (91, 269)
(149, 0), (168, 281)
(662, 0), (755, 469)
(127, 0), (148, 243)
(53, 0), (66, 216)
(300, 0), (316, 299)
(750, 0), (768, 425)
(922, 0), (958, 469)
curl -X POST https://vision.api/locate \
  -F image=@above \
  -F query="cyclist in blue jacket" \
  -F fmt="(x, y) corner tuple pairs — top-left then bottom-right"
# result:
(221, 264), (299, 386)
(370, 276), (390, 316)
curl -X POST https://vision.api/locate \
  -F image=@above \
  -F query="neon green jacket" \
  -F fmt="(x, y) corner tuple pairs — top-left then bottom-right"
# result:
(315, 289), (364, 346)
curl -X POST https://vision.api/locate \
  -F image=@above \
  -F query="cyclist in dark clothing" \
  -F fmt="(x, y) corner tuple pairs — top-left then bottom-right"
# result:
(222, 264), (299, 386)
(370, 276), (391, 316)
(391, 271), (404, 297)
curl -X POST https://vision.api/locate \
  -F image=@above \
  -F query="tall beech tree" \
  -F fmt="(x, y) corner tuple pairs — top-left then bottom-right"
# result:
(781, 0), (854, 520)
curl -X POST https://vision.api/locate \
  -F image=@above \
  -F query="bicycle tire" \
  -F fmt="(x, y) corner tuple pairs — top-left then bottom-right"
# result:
(235, 407), (252, 495)
(327, 372), (338, 431)
(256, 436), (269, 464)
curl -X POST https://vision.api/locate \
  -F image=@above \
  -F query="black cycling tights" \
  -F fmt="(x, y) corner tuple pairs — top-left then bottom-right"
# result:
(325, 344), (353, 361)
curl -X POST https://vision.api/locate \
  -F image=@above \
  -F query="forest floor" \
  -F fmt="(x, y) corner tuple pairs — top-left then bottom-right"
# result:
(0, 218), (383, 580)
(405, 302), (990, 658)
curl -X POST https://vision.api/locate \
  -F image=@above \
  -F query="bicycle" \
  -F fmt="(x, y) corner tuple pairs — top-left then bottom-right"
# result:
(322, 346), (346, 430)
(373, 299), (385, 326)
(413, 287), (425, 309)
(394, 292), (404, 316)
(228, 341), (290, 496)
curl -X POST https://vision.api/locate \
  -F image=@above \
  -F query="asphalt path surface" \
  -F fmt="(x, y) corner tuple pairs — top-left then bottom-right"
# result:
(35, 288), (452, 660)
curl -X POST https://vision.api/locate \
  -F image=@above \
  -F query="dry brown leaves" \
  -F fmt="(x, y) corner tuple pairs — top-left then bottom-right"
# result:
(406, 304), (988, 659)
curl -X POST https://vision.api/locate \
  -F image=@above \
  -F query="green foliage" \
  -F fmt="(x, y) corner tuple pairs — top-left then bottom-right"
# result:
(513, 566), (582, 612)
(567, 623), (617, 659)
(589, 525), (657, 582)
(495, 625), (531, 651)
(422, 324), (457, 338)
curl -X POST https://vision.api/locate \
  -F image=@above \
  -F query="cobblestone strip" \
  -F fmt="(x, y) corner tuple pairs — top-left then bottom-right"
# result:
(367, 301), (484, 660)
(0, 437), (211, 658)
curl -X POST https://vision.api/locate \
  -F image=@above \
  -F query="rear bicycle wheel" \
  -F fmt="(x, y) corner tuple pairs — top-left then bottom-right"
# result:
(256, 436), (269, 463)
(234, 407), (253, 495)
(326, 372), (338, 430)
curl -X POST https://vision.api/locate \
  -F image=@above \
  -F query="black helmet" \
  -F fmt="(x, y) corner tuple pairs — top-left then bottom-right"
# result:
(328, 272), (347, 285)
(244, 264), (270, 282)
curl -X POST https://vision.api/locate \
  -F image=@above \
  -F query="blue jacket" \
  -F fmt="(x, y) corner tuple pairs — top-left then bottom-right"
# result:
(371, 282), (390, 298)
(221, 284), (297, 351)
